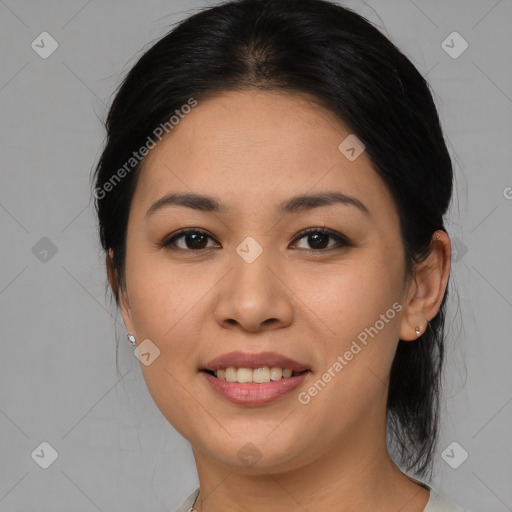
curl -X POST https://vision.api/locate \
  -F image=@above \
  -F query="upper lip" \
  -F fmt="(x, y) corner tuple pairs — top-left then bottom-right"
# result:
(202, 351), (310, 372)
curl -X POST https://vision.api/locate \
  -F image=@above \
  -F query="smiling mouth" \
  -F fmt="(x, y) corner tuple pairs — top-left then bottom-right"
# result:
(202, 367), (309, 384)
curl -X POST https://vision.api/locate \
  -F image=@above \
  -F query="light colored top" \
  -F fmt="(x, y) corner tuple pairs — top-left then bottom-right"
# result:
(173, 486), (470, 512)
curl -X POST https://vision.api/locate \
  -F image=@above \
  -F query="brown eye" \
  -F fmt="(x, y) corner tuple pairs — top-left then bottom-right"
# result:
(160, 227), (351, 253)
(290, 228), (351, 251)
(161, 229), (220, 251)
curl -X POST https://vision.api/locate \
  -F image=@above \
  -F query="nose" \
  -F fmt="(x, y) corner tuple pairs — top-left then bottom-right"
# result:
(213, 249), (294, 333)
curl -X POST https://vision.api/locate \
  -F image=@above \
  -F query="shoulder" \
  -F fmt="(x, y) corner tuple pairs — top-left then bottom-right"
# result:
(424, 487), (471, 512)
(173, 487), (200, 512)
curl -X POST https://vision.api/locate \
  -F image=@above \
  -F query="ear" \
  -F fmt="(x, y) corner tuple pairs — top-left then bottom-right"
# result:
(107, 249), (136, 335)
(399, 230), (451, 341)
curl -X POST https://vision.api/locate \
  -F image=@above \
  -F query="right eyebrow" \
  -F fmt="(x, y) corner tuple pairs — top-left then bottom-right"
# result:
(145, 192), (225, 217)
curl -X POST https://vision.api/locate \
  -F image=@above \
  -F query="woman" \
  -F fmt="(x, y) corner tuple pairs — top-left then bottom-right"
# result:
(92, 0), (470, 510)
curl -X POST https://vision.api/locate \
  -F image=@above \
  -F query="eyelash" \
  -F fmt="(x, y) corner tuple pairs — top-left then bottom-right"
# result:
(159, 227), (351, 253)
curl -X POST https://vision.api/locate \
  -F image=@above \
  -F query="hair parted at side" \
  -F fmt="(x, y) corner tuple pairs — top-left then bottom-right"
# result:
(92, 0), (454, 479)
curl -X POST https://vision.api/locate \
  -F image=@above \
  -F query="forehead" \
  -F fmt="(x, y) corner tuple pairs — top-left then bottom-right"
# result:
(132, 89), (397, 222)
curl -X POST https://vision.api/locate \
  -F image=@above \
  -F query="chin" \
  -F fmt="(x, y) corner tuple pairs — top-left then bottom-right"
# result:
(195, 432), (313, 473)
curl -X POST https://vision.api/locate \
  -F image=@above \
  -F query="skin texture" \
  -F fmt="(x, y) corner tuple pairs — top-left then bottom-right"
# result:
(114, 89), (451, 511)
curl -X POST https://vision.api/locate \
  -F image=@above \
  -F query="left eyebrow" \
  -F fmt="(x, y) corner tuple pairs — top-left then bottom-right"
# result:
(145, 191), (370, 218)
(277, 191), (370, 217)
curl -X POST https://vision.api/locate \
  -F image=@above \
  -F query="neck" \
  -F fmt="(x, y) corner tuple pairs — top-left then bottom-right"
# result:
(190, 417), (430, 512)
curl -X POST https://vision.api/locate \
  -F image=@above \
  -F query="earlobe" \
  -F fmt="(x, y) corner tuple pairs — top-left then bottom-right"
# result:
(399, 317), (430, 342)
(399, 230), (451, 341)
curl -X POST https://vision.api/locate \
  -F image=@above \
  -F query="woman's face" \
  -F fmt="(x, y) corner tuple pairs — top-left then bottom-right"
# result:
(118, 89), (420, 472)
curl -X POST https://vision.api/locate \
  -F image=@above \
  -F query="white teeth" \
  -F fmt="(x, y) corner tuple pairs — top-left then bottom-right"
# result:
(253, 366), (270, 383)
(237, 368), (253, 383)
(270, 367), (282, 380)
(225, 367), (237, 382)
(214, 366), (298, 383)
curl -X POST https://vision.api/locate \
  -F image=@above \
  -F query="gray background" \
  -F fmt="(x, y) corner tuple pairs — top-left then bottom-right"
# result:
(0, 0), (511, 510)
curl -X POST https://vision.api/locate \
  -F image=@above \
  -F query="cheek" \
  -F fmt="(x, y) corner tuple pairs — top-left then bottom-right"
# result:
(126, 251), (205, 339)
(306, 252), (403, 388)
(122, 267), (206, 413)
(309, 257), (401, 336)
(297, 264), (402, 434)
(124, 258), (207, 433)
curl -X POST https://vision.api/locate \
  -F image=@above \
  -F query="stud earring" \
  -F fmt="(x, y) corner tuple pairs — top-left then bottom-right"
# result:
(127, 333), (136, 346)
(415, 321), (429, 338)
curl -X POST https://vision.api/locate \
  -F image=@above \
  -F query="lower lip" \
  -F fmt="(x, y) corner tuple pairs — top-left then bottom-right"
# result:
(201, 371), (310, 406)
